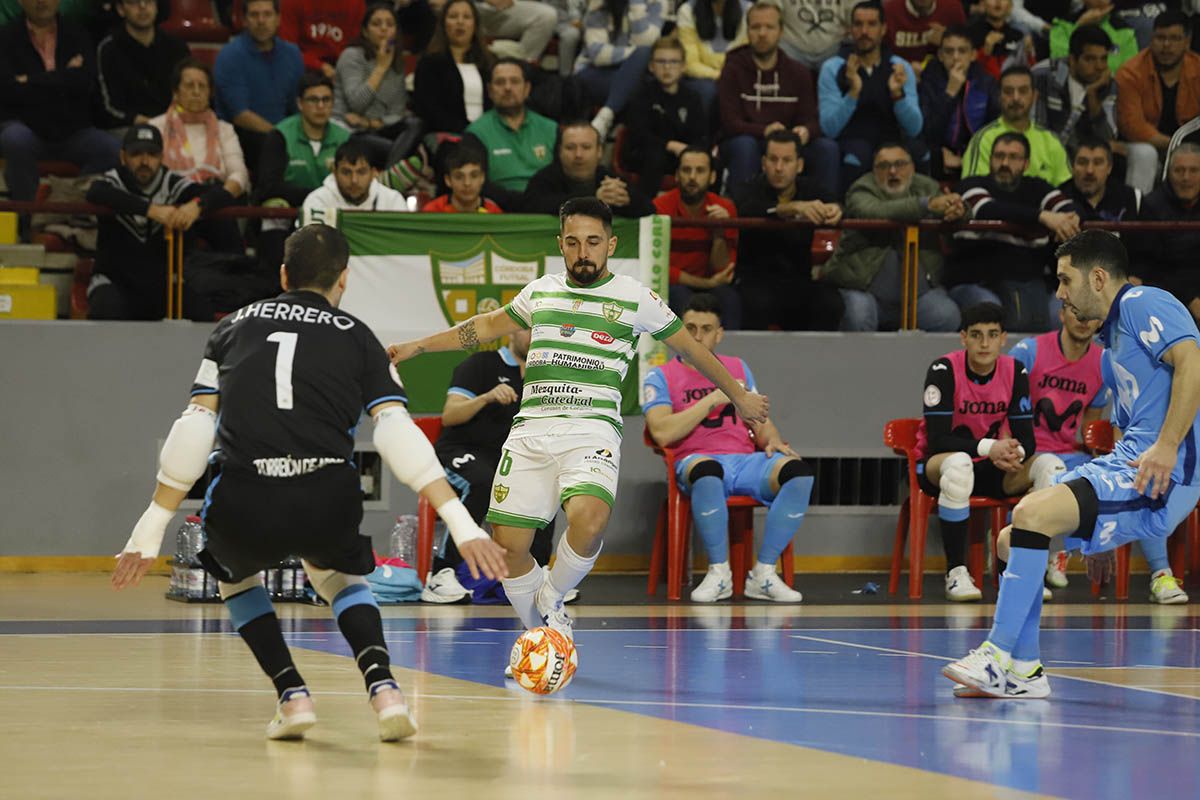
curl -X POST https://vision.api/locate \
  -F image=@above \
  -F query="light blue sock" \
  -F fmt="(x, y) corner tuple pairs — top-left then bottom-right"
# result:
(987, 541), (1050, 653)
(690, 475), (729, 563)
(1141, 536), (1171, 574)
(1010, 573), (1045, 662)
(759, 477), (813, 565)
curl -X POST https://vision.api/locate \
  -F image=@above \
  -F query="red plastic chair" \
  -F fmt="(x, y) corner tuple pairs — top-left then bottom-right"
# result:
(1082, 420), (1199, 597)
(161, 0), (230, 42)
(643, 426), (794, 600)
(884, 418), (1017, 600)
(412, 416), (444, 584)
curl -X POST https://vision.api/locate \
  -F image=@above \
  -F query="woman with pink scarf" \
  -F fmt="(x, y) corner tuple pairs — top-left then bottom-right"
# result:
(149, 58), (250, 200)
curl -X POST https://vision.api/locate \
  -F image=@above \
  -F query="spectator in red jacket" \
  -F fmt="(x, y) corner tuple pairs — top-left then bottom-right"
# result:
(278, 0), (366, 77)
(422, 140), (504, 212)
(653, 147), (742, 328)
(884, 0), (965, 66)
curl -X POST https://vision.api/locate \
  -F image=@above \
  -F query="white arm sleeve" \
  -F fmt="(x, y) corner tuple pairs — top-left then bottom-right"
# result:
(157, 404), (217, 491)
(373, 406), (487, 548)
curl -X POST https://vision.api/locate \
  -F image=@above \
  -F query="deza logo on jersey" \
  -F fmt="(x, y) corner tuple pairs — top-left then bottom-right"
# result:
(591, 331), (614, 345)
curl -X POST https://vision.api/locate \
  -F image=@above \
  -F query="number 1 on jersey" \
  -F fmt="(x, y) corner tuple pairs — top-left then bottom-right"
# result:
(267, 332), (298, 409)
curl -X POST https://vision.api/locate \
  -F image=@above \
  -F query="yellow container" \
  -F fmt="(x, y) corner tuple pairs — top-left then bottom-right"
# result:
(0, 266), (39, 284)
(0, 212), (16, 245)
(0, 283), (56, 319)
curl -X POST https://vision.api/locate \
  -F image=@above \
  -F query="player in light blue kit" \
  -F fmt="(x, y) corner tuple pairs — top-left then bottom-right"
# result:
(944, 230), (1200, 699)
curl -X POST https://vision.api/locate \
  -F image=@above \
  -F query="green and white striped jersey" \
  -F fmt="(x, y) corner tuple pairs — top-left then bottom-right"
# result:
(503, 271), (682, 433)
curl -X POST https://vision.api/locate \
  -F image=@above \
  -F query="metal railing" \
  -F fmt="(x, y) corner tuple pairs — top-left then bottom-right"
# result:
(1, 200), (1190, 323)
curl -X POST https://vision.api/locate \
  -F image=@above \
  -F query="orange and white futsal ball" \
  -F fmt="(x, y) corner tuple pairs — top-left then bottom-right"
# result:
(509, 627), (577, 695)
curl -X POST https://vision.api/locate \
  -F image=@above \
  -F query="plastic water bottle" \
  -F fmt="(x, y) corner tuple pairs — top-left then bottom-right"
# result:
(390, 514), (419, 566)
(433, 521), (449, 560)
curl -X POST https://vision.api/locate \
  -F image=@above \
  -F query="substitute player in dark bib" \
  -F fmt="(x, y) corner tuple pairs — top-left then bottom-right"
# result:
(111, 224), (507, 741)
(945, 231), (1200, 699)
(915, 303), (1068, 601)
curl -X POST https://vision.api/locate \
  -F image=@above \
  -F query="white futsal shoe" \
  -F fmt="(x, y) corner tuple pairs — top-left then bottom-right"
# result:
(743, 563), (803, 602)
(535, 581), (575, 641)
(369, 679), (418, 742)
(1045, 551), (1070, 589)
(1150, 569), (1189, 604)
(944, 566), (983, 601)
(266, 687), (317, 740)
(942, 641), (1011, 697)
(954, 663), (1052, 699)
(421, 568), (471, 604)
(691, 562), (733, 602)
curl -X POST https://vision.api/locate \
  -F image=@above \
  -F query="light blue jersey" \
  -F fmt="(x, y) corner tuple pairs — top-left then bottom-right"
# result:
(1058, 284), (1200, 555)
(1097, 285), (1200, 485)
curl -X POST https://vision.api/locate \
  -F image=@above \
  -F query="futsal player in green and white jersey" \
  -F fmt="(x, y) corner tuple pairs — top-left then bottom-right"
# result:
(388, 197), (769, 645)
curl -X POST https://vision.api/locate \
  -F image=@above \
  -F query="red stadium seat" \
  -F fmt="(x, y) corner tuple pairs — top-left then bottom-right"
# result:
(643, 425), (794, 600)
(162, 0), (230, 43)
(1081, 420), (1199, 596)
(413, 416), (444, 583)
(884, 417), (1017, 600)
(70, 256), (92, 319)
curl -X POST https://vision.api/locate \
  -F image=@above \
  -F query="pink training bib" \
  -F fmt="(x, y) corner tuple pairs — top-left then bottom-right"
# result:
(660, 354), (755, 460)
(915, 349), (1015, 461)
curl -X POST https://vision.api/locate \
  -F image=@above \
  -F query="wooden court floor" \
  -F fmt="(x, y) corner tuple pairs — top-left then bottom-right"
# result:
(2, 574), (1198, 800)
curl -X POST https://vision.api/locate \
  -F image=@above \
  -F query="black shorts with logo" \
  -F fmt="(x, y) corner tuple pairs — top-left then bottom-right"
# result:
(198, 464), (374, 583)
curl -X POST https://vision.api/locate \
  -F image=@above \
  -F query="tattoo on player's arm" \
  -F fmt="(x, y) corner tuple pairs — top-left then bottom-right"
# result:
(458, 320), (479, 351)
(414, 345), (426, 356)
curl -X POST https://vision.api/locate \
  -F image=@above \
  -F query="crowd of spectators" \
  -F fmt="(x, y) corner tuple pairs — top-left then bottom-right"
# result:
(2, 0), (1200, 330)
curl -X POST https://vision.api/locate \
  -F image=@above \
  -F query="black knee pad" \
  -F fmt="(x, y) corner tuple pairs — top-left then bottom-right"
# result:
(1064, 477), (1099, 539)
(687, 459), (724, 483)
(777, 459), (813, 485)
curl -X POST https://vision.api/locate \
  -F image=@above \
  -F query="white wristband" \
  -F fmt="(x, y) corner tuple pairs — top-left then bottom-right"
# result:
(436, 498), (488, 548)
(977, 438), (996, 458)
(120, 501), (175, 558)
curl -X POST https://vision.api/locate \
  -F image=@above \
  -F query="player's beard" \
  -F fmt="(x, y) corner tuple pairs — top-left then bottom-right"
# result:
(567, 259), (604, 286)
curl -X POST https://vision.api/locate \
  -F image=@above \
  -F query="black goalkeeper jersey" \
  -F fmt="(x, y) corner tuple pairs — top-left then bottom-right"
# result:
(190, 290), (407, 476)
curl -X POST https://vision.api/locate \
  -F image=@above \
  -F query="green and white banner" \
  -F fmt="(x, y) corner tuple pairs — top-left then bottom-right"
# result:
(307, 210), (671, 413)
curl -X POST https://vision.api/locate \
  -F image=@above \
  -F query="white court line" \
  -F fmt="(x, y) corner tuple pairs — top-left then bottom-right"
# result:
(1, 683), (1195, 741)
(707, 647), (752, 652)
(789, 634), (1200, 702)
(624, 644), (666, 649)
(791, 650), (836, 654)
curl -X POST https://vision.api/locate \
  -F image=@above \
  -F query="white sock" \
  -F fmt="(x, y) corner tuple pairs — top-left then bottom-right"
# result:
(751, 561), (776, 576)
(708, 561), (731, 574)
(1013, 657), (1041, 675)
(501, 563), (544, 630)
(547, 536), (599, 600)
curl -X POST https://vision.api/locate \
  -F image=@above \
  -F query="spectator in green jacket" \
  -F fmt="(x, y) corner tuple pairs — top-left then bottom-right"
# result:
(824, 142), (964, 331)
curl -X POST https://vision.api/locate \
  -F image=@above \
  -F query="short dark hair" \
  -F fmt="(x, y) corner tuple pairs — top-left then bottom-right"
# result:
(170, 57), (213, 96)
(1069, 23), (1112, 57)
(243, 0), (279, 13)
(960, 302), (1005, 331)
(1055, 230), (1129, 279)
(684, 292), (723, 322)
(851, 1), (883, 22)
(1070, 136), (1112, 163)
(283, 224), (350, 291)
(999, 64), (1033, 85)
(559, 197), (613, 233)
(993, 131), (1030, 160)
(444, 140), (488, 173)
(940, 24), (971, 46)
(764, 128), (804, 158)
(297, 70), (334, 99)
(677, 146), (713, 170)
(1154, 10), (1191, 34)
(334, 139), (373, 168)
(489, 57), (529, 83)
(556, 120), (602, 154)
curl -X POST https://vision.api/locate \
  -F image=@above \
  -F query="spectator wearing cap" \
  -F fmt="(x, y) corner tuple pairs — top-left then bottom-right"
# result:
(0, 0), (120, 218)
(95, 0), (191, 129)
(84, 124), (234, 320)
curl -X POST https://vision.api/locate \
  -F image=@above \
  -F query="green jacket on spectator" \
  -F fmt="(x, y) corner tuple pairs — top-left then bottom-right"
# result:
(1049, 16), (1137, 74)
(256, 114), (351, 207)
(822, 172), (945, 293)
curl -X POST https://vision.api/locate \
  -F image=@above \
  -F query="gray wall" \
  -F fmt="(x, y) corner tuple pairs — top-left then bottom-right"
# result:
(0, 322), (963, 562)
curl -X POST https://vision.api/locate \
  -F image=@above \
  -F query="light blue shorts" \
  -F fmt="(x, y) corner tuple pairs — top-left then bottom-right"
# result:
(675, 452), (790, 505)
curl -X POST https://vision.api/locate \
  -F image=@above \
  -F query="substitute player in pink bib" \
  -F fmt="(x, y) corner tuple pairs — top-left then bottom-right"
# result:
(915, 303), (1068, 601)
(643, 293), (811, 602)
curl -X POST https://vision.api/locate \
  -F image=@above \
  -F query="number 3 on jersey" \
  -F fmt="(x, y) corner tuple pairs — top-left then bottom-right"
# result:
(267, 332), (297, 409)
